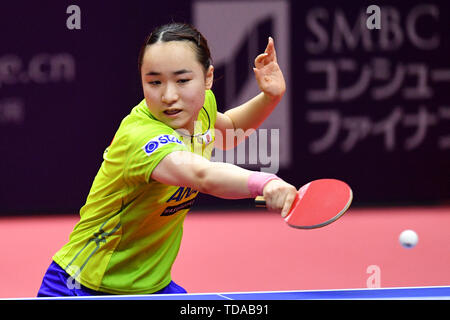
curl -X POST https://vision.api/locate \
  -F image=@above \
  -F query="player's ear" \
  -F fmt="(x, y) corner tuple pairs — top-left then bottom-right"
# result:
(205, 65), (214, 90)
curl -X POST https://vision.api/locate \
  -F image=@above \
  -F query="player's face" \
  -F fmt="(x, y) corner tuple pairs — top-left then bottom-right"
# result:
(141, 41), (213, 134)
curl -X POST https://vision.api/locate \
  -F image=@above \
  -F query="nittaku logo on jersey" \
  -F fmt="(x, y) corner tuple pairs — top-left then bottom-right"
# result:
(142, 134), (183, 156)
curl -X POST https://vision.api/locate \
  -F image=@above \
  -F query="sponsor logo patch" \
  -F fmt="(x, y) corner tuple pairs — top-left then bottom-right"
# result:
(142, 134), (184, 156)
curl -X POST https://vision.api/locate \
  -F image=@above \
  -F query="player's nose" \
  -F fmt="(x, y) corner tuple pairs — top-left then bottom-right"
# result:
(161, 83), (179, 104)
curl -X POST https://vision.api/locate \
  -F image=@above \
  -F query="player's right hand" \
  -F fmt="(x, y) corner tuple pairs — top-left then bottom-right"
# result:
(262, 179), (297, 218)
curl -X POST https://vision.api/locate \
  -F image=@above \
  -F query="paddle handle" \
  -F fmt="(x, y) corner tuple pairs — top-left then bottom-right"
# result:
(255, 196), (266, 207)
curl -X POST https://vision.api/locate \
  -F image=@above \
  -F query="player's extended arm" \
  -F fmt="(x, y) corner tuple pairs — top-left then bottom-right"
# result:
(215, 37), (286, 150)
(151, 150), (296, 216)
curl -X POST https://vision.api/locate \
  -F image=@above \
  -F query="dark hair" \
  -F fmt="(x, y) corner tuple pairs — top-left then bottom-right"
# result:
(138, 22), (212, 75)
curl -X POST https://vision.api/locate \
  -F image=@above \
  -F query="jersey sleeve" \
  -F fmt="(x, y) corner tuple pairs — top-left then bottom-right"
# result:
(124, 123), (189, 184)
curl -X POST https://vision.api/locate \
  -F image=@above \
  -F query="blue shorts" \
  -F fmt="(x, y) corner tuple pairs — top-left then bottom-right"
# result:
(37, 261), (187, 297)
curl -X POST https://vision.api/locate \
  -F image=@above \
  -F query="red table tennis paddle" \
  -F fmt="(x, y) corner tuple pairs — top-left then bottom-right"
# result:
(255, 179), (353, 229)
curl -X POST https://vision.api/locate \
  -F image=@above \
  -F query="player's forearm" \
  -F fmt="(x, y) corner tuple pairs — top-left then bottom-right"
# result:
(153, 151), (283, 200)
(152, 151), (295, 213)
(198, 161), (253, 199)
(153, 151), (255, 199)
(224, 92), (283, 132)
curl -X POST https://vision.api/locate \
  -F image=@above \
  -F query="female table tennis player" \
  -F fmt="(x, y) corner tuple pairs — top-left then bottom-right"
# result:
(37, 23), (297, 296)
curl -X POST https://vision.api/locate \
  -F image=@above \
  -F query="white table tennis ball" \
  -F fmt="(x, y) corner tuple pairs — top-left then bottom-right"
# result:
(399, 230), (418, 248)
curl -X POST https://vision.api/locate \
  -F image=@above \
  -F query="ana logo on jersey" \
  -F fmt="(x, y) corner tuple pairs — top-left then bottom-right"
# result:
(142, 134), (184, 156)
(161, 187), (199, 216)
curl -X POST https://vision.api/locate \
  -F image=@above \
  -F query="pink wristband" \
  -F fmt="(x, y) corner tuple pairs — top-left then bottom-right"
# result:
(247, 172), (280, 198)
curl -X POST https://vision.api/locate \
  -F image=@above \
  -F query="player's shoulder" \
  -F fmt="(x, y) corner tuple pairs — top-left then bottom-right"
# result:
(204, 89), (217, 123)
(204, 89), (217, 110)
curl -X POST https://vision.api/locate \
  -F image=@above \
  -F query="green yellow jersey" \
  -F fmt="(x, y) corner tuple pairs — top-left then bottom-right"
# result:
(53, 90), (217, 294)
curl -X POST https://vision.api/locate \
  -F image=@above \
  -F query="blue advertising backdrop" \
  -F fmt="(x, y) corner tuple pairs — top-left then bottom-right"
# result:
(1, 0), (449, 214)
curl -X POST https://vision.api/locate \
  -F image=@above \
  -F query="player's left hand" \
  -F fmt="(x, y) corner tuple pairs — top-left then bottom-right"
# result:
(253, 37), (286, 99)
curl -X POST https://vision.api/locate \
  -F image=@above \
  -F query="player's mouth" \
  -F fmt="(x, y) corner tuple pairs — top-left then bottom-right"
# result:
(163, 108), (182, 117)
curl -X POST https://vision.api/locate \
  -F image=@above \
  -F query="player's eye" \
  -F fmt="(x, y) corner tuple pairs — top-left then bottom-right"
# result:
(148, 80), (161, 85)
(177, 79), (191, 84)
